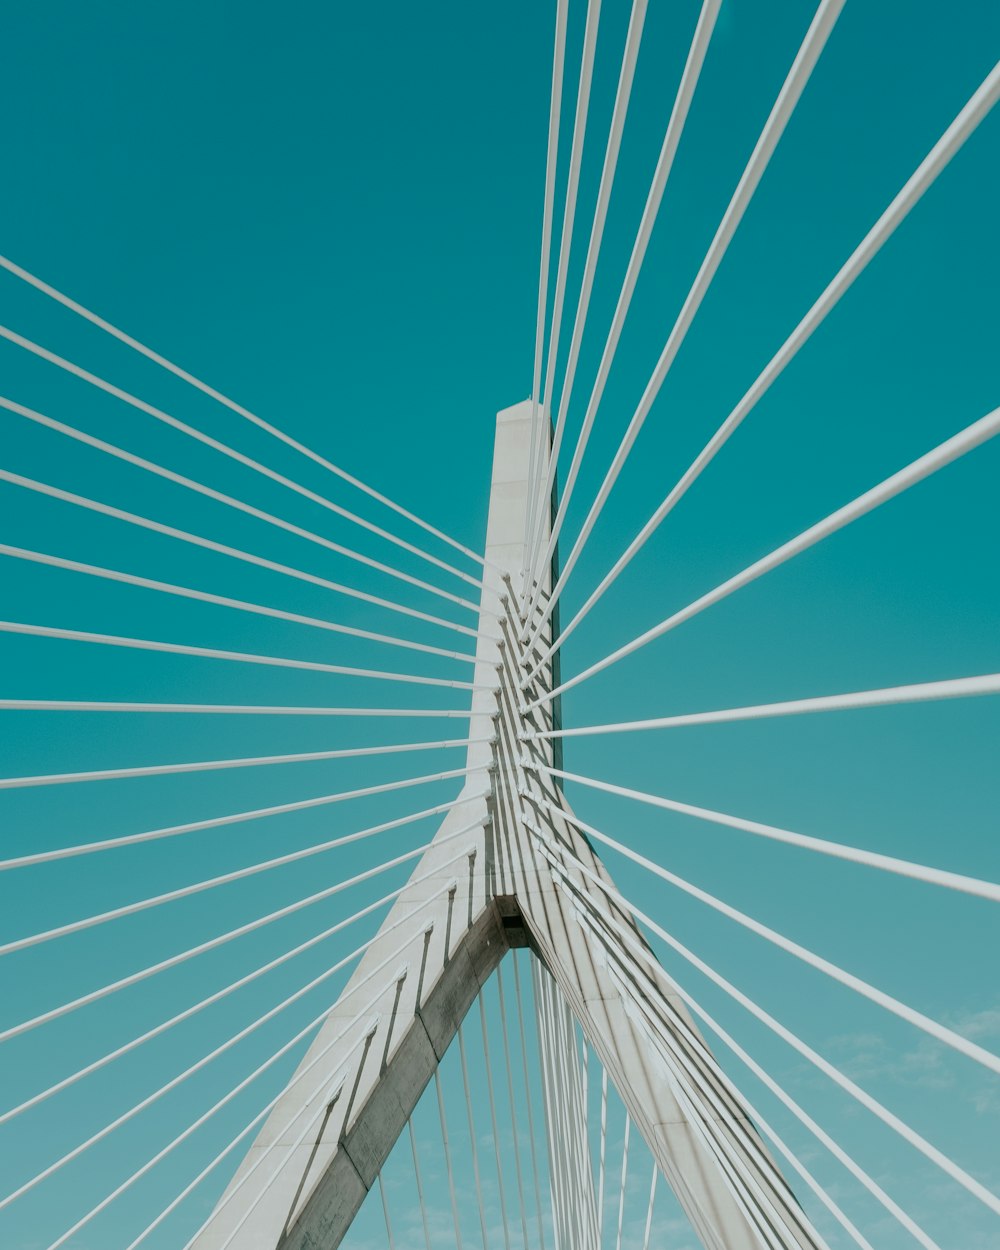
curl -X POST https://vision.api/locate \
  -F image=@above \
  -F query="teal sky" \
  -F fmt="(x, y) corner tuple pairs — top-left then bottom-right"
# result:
(1, 2), (998, 1248)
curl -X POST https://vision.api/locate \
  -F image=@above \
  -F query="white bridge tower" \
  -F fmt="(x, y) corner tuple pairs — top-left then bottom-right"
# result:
(196, 402), (826, 1250)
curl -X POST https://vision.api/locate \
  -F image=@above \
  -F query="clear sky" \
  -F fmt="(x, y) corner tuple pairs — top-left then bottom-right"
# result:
(0, 2), (998, 1248)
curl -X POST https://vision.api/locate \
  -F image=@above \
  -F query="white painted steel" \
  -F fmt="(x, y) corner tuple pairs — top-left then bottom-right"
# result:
(2, 883), (407, 1124)
(532, 59), (1000, 665)
(0, 735), (485, 791)
(377, 1173), (397, 1250)
(534, 797), (1000, 1217)
(0, 620), (489, 690)
(408, 1116), (434, 1250)
(522, 0), (723, 626)
(496, 964), (532, 1250)
(533, 762), (1000, 901)
(459, 1022), (491, 1250)
(189, 896), (480, 1250)
(641, 1167), (658, 1250)
(522, 0), (648, 604)
(479, 991), (514, 1250)
(0, 468), (482, 638)
(0, 323), (484, 589)
(0, 252), (489, 571)
(0, 765), (478, 869)
(538, 798), (1000, 1078)
(0, 805), (487, 958)
(522, 0), (845, 645)
(534, 831), (822, 1250)
(2, 699), (472, 716)
(524, 0), (569, 584)
(0, 394), (481, 613)
(552, 854), (943, 1250)
(1, 542), (479, 662)
(524, 0), (604, 576)
(513, 952), (549, 1250)
(526, 404), (1000, 708)
(0, 811), (475, 1047)
(522, 0), (650, 605)
(8, 861), (474, 1225)
(614, 1114), (630, 1250)
(523, 672), (1000, 739)
(436, 1067), (466, 1250)
(552, 871), (876, 1250)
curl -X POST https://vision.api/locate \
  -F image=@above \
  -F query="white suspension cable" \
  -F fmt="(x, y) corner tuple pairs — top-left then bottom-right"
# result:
(0, 252), (490, 570)
(532, 762), (1000, 902)
(0, 733), (486, 791)
(534, 796), (1000, 1081)
(641, 1166), (657, 1250)
(538, 810), (992, 1244)
(1, 825), (485, 1163)
(536, 833), (869, 1249)
(0, 468), (482, 639)
(524, 0), (604, 580)
(0, 620), (487, 692)
(596, 932), (834, 1250)
(513, 953), (548, 1250)
(614, 1113), (631, 1250)
(549, 848), (942, 1250)
(0, 764), (476, 870)
(495, 964), (531, 1250)
(378, 1173), (398, 1250)
(537, 841), (792, 1250)
(1, 542), (477, 664)
(479, 991), (513, 1250)
(532, 823), (907, 1250)
(587, 920), (828, 1250)
(0, 802), (478, 1047)
(0, 322), (485, 590)
(122, 1094), (270, 1250)
(183, 1014), (375, 1250)
(619, 962), (923, 1250)
(525, 403), (1000, 708)
(523, 672), (1000, 740)
(546, 969), (596, 1250)
(2, 698), (471, 717)
(523, 0), (569, 586)
(523, 0), (649, 602)
(581, 1038), (594, 1238)
(0, 797), (486, 958)
(46, 854), (480, 1248)
(545, 966), (596, 1250)
(408, 1117), (434, 1250)
(44, 1015), (359, 1250)
(4, 868), (445, 1221)
(521, 0), (843, 644)
(533, 960), (573, 1249)
(0, 394), (481, 614)
(459, 1022), (491, 1250)
(535, 60), (1000, 663)
(683, 994), (934, 1250)
(1, 879), (401, 1121)
(581, 1034), (589, 1114)
(125, 864), (473, 1250)
(525, 0), (722, 625)
(597, 1066), (608, 1240)
(436, 1067), (466, 1250)
(151, 860), (472, 1250)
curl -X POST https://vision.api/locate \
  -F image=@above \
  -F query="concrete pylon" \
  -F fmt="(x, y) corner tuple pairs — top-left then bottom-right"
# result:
(195, 401), (824, 1250)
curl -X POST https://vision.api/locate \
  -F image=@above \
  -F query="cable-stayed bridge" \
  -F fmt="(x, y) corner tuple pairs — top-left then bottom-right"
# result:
(1, 2), (998, 1248)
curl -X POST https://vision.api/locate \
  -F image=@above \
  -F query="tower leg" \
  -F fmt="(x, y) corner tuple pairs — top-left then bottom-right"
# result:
(194, 401), (823, 1250)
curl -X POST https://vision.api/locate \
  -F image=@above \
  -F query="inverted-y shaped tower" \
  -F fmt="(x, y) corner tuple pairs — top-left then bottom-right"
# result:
(196, 401), (824, 1250)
